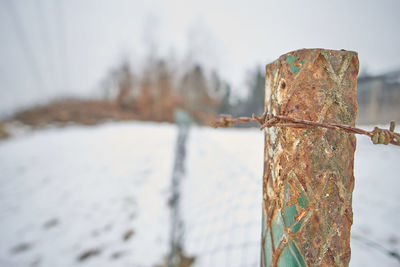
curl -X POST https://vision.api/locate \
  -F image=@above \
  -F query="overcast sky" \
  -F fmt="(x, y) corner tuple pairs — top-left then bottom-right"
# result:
(0, 0), (399, 115)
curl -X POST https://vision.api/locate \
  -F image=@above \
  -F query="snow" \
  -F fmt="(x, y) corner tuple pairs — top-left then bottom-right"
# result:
(0, 122), (175, 267)
(0, 122), (399, 266)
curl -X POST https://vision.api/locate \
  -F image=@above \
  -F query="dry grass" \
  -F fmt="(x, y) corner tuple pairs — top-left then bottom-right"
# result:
(11, 99), (140, 127)
(0, 122), (9, 139)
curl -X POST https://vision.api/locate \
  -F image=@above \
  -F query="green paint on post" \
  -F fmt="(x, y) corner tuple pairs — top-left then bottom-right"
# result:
(283, 204), (298, 227)
(264, 231), (273, 266)
(291, 218), (303, 234)
(287, 55), (305, 74)
(298, 191), (309, 209)
(271, 214), (286, 248)
(278, 243), (307, 267)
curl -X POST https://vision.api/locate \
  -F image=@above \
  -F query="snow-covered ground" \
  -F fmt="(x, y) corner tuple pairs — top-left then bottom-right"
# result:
(0, 122), (399, 266)
(0, 122), (175, 267)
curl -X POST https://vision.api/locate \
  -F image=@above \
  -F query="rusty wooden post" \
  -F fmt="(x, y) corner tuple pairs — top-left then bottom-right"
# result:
(261, 49), (359, 266)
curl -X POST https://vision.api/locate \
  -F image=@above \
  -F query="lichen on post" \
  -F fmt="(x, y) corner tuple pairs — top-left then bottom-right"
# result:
(261, 49), (359, 267)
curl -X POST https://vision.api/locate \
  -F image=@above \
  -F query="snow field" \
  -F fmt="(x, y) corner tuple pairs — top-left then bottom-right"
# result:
(0, 122), (399, 266)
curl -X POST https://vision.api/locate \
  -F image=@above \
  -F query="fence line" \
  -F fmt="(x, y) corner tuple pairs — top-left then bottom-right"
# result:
(213, 112), (400, 146)
(167, 125), (400, 266)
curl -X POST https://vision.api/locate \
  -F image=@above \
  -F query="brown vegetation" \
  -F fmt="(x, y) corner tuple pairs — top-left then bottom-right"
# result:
(11, 99), (138, 127)
(9, 58), (231, 128)
(0, 122), (9, 139)
(5, 52), (275, 131)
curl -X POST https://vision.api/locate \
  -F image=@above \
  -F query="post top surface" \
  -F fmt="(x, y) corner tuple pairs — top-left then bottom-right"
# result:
(266, 48), (358, 69)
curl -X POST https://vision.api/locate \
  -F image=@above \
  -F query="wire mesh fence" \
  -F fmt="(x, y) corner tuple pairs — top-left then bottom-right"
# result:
(180, 126), (263, 267)
(168, 125), (400, 267)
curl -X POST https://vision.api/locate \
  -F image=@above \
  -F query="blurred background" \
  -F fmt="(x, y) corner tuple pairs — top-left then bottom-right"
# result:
(0, 0), (399, 266)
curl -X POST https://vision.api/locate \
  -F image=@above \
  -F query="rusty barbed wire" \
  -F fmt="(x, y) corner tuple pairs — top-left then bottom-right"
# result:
(212, 110), (400, 146)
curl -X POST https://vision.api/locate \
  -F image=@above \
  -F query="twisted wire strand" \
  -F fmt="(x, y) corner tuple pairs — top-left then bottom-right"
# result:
(212, 110), (400, 146)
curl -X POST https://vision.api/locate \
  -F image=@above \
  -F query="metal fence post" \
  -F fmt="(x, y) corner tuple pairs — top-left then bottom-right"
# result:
(261, 49), (359, 266)
(168, 109), (192, 267)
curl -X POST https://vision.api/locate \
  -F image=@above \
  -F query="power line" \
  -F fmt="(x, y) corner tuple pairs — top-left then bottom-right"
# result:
(4, 0), (45, 92)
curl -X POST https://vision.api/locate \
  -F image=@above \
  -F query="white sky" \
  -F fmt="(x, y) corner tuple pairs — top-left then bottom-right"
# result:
(0, 0), (399, 115)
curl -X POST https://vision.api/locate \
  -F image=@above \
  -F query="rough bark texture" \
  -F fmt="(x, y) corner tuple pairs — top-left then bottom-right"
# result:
(261, 49), (359, 267)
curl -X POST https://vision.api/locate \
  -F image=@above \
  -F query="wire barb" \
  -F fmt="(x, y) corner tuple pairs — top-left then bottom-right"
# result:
(213, 111), (400, 146)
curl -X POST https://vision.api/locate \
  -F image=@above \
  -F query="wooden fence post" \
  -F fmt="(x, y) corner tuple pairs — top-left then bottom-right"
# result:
(261, 49), (359, 266)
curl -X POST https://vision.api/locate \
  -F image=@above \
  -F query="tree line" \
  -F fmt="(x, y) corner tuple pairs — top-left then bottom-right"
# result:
(100, 56), (265, 124)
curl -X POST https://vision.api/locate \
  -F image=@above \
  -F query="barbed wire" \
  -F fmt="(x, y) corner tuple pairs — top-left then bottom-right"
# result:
(212, 110), (400, 146)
